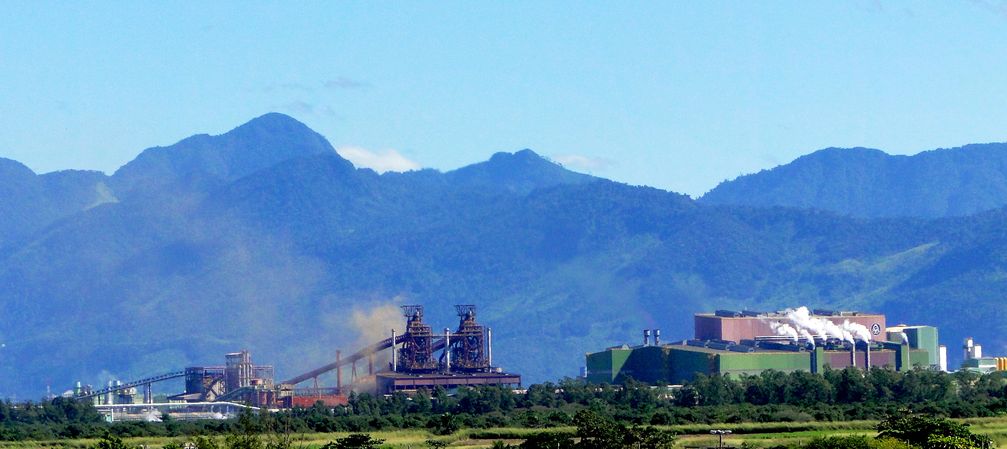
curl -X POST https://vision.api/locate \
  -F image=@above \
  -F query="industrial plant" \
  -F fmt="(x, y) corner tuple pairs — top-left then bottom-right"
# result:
(72, 305), (519, 419)
(586, 307), (946, 384)
(958, 336), (1007, 374)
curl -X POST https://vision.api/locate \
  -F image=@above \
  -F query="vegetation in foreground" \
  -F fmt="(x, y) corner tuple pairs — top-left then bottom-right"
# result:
(2, 368), (1007, 447)
(66, 412), (995, 449)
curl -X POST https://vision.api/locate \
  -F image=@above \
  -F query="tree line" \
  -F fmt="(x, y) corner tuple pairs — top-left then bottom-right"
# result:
(0, 367), (1005, 442)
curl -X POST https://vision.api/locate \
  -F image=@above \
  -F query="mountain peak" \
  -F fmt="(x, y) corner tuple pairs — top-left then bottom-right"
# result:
(447, 149), (595, 194)
(497, 148), (542, 159)
(111, 113), (340, 197)
(485, 149), (551, 167)
(231, 112), (314, 137)
(799, 146), (889, 161)
(0, 157), (36, 179)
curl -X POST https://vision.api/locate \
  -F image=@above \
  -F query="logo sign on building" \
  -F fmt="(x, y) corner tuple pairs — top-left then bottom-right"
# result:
(871, 323), (881, 335)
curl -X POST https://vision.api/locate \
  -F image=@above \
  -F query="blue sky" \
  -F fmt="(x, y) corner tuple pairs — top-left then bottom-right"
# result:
(2, 1), (1007, 196)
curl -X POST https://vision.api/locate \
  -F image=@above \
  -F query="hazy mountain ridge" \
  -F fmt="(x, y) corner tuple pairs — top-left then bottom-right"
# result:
(0, 158), (111, 251)
(1, 114), (1006, 397)
(701, 143), (1007, 218)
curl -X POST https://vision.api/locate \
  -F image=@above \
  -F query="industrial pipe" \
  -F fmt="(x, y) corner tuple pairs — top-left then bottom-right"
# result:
(391, 329), (397, 372)
(865, 343), (871, 371)
(810, 347), (818, 374)
(445, 328), (451, 372)
(487, 327), (493, 367)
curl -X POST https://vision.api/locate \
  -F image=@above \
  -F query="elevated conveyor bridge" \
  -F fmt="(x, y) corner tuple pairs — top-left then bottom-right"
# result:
(75, 371), (185, 403)
(281, 333), (447, 386)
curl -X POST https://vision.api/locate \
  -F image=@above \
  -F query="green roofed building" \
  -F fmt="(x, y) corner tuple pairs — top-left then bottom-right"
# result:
(887, 325), (940, 368)
(585, 345), (634, 383)
(588, 310), (938, 384)
(586, 341), (932, 384)
(586, 310), (939, 384)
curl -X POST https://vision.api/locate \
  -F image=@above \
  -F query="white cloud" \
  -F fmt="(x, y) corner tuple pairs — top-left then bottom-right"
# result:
(552, 154), (615, 172)
(337, 146), (421, 173)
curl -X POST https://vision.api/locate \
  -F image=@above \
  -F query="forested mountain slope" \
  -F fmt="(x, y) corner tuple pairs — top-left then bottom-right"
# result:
(0, 114), (1004, 397)
(701, 144), (1007, 218)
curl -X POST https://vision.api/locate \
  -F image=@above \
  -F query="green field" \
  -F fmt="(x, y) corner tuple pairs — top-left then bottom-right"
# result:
(5, 417), (1007, 449)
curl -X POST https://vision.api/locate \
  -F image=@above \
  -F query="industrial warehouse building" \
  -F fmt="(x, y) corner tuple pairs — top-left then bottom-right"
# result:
(586, 309), (942, 384)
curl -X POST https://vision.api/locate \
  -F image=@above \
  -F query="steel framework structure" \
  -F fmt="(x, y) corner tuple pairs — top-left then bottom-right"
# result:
(398, 305), (439, 372)
(449, 304), (489, 372)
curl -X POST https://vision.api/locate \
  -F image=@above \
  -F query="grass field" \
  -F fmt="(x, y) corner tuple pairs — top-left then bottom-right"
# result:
(6, 417), (1007, 449)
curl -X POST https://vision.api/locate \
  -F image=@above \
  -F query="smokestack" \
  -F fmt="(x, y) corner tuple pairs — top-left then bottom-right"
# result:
(865, 342), (871, 370)
(336, 350), (343, 390)
(643, 329), (651, 346)
(487, 327), (493, 367)
(850, 344), (856, 368)
(445, 328), (451, 372)
(654, 329), (661, 346)
(810, 347), (818, 374)
(391, 329), (397, 372)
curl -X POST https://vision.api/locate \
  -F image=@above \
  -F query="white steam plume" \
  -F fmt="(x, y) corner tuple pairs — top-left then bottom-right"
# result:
(842, 320), (872, 343)
(798, 328), (816, 347)
(782, 306), (862, 344)
(769, 321), (799, 341)
(785, 307), (829, 339)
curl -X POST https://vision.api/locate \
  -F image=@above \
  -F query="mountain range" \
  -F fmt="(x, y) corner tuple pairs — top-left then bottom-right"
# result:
(701, 144), (1007, 218)
(2, 113), (1007, 397)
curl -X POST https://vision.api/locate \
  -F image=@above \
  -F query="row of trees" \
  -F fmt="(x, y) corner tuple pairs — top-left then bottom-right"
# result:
(672, 367), (1007, 421)
(678, 367), (1003, 407)
(2, 368), (1006, 441)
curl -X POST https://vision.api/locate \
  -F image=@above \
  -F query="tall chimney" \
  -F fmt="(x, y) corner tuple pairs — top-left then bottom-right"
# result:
(445, 328), (452, 372)
(654, 329), (661, 346)
(810, 347), (818, 374)
(643, 329), (651, 346)
(487, 327), (493, 367)
(865, 342), (871, 371)
(391, 329), (397, 372)
(850, 344), (856, 367)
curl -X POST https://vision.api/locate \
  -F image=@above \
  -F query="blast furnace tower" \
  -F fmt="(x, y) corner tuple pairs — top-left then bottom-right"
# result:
(398, 305), (439, 372)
